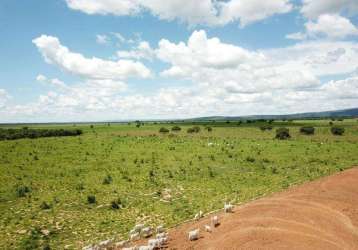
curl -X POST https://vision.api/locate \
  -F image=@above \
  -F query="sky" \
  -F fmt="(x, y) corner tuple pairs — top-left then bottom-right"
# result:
(0, 0), (358, 123)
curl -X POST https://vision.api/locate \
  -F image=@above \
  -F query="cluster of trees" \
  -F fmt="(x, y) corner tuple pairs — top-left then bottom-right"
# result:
(187, 126), (201, 133)
(0, 127), (83, 140)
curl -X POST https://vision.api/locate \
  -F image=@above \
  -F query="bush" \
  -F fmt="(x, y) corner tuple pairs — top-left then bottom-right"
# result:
(275, 128), (290, 140)
(260, 125), (273, 131)
(206, 127), (213, 132)
(300, 126), (315, 135)
(87, 195), (96, 204)
(40, 201), (51, 210)
(16, 185), (31, 197)
(0, 128), (82, 141)
(159, 127), (169, 133)
(171, 126), (181, 132)
(187, 126), (201, 133)
(111, 198), (123, 209)
(331, 126), (345, 136)
(103, 174), (113, 185)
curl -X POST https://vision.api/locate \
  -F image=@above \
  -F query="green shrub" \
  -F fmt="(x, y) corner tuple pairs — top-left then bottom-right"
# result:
(16, 185), (31, 197)
(300, 126), (315, 135)
(206, 127), (213, 132)
(171, 126), (181, 132)
(87, 195), (96, 204)
(260, 125), (273, 131)
(159, 127), (169, 133)
(187, 126), (201, 133)
(111, 198), (123, 209)
(40, 201), (51, 210)
(103, 175), (113, 185)
(331, 126), (345, 136)
(275, 128), (290, 140)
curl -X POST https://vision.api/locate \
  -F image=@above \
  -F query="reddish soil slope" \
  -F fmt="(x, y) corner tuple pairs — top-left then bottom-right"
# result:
(166, 168), (358, 250)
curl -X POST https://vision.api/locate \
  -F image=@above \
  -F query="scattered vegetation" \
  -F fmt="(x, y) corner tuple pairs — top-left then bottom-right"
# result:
(159, 127), (170, 133)
(331, 126), (345, 136)
(275, 127), (291, 140)
(0, 119), (357, 249)
(300, 126), (315, 135)
(171, 126), (181, 132)
(0, 127), (82, 141)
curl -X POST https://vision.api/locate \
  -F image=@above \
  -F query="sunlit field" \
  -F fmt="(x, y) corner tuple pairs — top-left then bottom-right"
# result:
(1, 119), (357, 249)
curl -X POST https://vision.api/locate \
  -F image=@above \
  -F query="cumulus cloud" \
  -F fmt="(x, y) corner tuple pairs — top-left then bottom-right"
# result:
(32, 35), (151, 80)
(157, 30), (319, 92)
(287, 14), (358, 40)
(65, 0), (293, 27)
(301, 0), (358, 19)
(0, 89), (10, 109)
(96, 34), (109, 44)
(117, 41), (155, 60)
(305, 14), (358, 39)
(3, 30), (358, 122)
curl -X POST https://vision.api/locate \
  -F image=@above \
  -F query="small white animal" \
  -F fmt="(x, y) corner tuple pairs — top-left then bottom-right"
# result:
(211, 215), (220, 227)
(123, 247), (139, 250)
(148, 238), (160, 248)
(156, 225), (165, 233)
(115, 240), (129, 248)
(138, 245), (154, 250)
(141, 227), (153, 238)
(204, 225), (212, 232)
(194, 210), (204, 220)
(133, 224), (145, 232)
(156, 232), (168, 239)
(188, 229), (200, 241)
(224, 203), (234, 213)
(130, 232), (140, 241)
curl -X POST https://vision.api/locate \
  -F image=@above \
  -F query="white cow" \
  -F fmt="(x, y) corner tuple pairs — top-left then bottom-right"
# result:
(188, 229), (200, 241)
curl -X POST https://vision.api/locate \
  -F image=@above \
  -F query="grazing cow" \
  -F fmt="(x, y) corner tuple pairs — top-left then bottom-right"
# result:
(211, 215), (220, 227)
(141, 227), (153, 238)
(204, 225), (212, 232)
(224, 203), (234, 213)
(188, 229), (200, 241)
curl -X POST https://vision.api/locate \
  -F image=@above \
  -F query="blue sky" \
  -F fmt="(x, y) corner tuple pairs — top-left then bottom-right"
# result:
(0, 0), (357, 122)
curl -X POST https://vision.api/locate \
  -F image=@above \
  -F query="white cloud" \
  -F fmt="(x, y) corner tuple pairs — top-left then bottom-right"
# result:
(218, 0), (292, 27)
(306, 14), (358, 39)
(65, 0), (293, 27)
(33, 35), (151, 80)
(117, 41), (155, 60)
(0, 89), (10, 109)
(65, 0), (141, 15)
(301, 0), (358, 19)
(287, 14), (358, 40)
(157, 30), (319, 92)
(96, 34), (109, 44)
(36, 74), (47, 82)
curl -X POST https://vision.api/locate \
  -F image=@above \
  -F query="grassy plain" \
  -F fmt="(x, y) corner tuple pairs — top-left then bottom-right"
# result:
(0, 119), (357, 249)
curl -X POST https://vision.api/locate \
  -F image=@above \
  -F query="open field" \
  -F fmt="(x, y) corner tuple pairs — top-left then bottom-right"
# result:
(0, 119), (357, 249)
(167, 167), (358, 250)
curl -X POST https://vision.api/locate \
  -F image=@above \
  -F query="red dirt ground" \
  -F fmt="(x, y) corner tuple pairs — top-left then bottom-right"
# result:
(163, 168), (358, 249)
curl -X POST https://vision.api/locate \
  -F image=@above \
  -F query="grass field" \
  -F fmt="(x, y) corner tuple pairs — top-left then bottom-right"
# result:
(0, 119), (357, 249)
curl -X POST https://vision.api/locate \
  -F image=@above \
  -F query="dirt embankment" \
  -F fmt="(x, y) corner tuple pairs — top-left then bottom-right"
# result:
(165, 168), (358, 250)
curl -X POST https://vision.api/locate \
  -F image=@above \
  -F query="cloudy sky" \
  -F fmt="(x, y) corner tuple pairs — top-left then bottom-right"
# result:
(0, 0), (358, 122)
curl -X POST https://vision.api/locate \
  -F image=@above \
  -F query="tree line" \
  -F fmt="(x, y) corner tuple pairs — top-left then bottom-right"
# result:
(0, 127), (83, 140)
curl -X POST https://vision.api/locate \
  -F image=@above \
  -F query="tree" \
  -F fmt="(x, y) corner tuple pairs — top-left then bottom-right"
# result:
(159, 127), (169, 133)
(331, 126), (345, 136)
(275, 128), (290, 140)
(300, 126), (315, 135)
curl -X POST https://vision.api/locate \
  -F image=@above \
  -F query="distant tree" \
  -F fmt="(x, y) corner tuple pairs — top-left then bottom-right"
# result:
(331, 126), (345, 136)
(275, 128), (290, 140)
(206, 126), (213, 132)
(171, 126), (181, 132)
(300, 126), (315, 135)
(159, 127), (169, 133)
(87, 195), (96, 204)
(260, 125), (273, 131)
